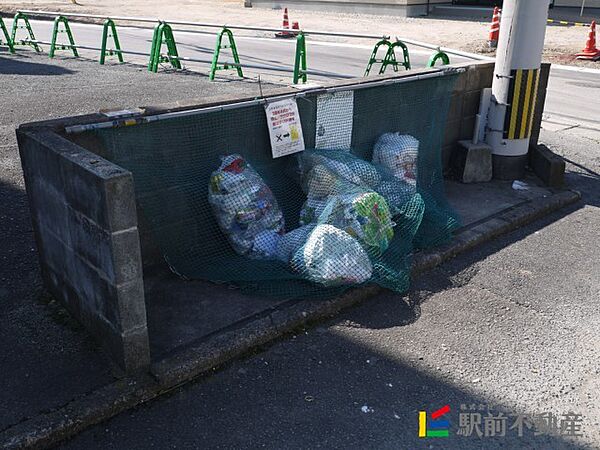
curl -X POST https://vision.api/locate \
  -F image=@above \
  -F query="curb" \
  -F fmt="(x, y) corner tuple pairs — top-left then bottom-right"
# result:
(0, 188), (581, 449)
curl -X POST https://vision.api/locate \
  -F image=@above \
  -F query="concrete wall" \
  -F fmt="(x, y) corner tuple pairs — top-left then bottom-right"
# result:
(442, 61), (493, 172)
(441, 61), (550, 173)
(249, 0), (451, 16)
(555, 0), (600, 7)
(17, 128), (150, 373)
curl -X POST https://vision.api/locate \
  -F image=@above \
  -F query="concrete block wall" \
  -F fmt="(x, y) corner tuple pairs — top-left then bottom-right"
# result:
(17, 128), (150, 373)
(441, 61), (550, 175)
(442, 61), (494, 173)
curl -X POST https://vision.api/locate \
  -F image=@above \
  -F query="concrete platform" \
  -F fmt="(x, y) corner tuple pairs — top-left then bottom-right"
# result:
(144, 173), (555, 366)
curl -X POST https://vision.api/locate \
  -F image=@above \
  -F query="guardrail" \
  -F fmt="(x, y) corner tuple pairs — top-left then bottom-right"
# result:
(1, 10), (484, 83)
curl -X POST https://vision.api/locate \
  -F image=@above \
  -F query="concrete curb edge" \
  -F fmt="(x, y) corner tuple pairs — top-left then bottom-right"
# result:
(0, 188), (582, 449)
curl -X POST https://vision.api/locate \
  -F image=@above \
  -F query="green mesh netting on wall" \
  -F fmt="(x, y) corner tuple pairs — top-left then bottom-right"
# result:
(93, 73), (460, 299)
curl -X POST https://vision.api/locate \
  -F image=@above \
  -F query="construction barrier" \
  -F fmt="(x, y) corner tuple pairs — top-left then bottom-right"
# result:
(209, 27), (243, 80)
(148, 21), (181, 72)
(293, 32), (307, 84)
(547, 19), (591, 27)
(427, 50), (450, 68)
(364, 39), (411, 76)
(49, 15), (78, 58)
(100, 18), (124, 64)
(11, 12), (42, 52)
(0, 17), (15, 53)
(1, 9), (475, 84)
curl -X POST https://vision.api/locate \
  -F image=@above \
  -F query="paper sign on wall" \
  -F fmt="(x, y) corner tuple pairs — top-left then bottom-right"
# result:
(265, 98), (305, 159)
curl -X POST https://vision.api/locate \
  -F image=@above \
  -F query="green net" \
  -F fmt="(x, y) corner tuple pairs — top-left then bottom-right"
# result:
(93, 73), (460, 299)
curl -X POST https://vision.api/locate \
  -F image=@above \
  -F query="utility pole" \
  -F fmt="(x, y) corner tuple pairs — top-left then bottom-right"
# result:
(486, 0), (550, 179)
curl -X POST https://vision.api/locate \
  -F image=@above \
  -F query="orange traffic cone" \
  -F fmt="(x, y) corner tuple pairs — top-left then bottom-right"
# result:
(283, 8), (290, 30)
(576, 20), (600, 61)
(275, 8), (294, 38)
(488, 7), (501, 48)
(291, 21), (300, 36)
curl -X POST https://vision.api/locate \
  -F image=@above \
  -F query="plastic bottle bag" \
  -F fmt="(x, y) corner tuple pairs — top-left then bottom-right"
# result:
(275, 225), (315, 264)
(372, 133), (419, 189)
(208, 154), (284, 258)
(317, 191), (395, 254)
(291, 224), (372, 287)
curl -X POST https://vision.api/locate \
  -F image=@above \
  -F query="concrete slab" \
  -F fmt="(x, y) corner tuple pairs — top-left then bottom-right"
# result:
(446, 173), (553, 227)
(144, 268), (294, 360)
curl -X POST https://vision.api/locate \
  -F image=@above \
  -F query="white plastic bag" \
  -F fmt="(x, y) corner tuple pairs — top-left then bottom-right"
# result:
(208, 154), (284, 258)
(292, 224), (372, 287)
(372, 133), (419, 188)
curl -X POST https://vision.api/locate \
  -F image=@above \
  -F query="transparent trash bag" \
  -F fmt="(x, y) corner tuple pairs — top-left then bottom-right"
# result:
(291, 224), (372, 287)
(372, 133), (419, 189)
(208, 154), (284, 258)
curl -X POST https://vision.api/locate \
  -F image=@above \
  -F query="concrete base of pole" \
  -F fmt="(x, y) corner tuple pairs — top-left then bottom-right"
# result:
(492, 154), (528, 180)
(453, 140), (493, 183)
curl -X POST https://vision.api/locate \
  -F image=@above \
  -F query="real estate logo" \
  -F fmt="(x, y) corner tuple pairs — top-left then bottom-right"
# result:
(419, 405), (450, 438)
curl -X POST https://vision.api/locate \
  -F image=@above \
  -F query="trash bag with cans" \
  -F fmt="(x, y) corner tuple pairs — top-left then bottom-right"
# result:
(208, 154), (285, 259)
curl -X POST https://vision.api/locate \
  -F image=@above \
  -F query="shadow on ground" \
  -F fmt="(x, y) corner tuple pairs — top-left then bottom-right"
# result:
(61, 303), (590, 449)
(0, 55), (75, 75)
(0, 180), (115, 432)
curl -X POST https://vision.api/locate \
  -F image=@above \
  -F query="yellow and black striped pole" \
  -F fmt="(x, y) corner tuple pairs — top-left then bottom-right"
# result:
(503, 68), (541, 141)
(486, 0), (549, 180)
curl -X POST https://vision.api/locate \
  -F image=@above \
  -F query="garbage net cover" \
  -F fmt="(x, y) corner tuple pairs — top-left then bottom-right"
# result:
(92, 73), (460, 299)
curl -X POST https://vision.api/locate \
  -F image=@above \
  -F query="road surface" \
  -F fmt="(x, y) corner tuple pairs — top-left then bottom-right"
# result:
(4, 18), (598, 141)
(4, 18), (470, 81)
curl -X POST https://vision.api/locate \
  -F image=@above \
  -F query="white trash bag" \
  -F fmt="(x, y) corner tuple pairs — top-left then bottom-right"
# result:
(372, 133), (419, 189)
(291, 224), (372, 287)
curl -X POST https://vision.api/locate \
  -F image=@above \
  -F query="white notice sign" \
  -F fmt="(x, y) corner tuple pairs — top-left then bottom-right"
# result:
(265, 98), (305, 158)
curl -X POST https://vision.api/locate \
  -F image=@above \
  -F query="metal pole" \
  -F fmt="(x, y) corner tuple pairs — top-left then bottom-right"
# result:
(580, 0), (586, 17)
(485, 0), (549, 180)
(65, 68), (463, 134)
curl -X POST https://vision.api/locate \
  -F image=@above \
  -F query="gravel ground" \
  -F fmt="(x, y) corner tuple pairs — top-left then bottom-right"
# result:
(2, 0), (599, 68)
(0, 51), (275, 432)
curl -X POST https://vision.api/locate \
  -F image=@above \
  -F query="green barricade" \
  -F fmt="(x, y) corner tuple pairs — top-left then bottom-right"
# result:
(148, 21), (181, 73)
(49, 15), (78, 58)
(209, 27), (243, 81)
(1, 17), (15, 53)
(293, 32), (307, 84)
(100, 18), (124, 65)
(364, 39), (391, 76)
(365, 38), (411, 76)
(427, 50), (450, 68)
(11, 12), (42, 52)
